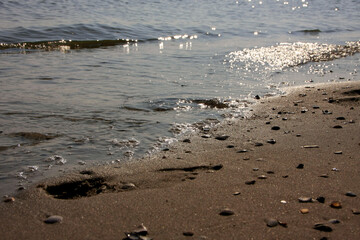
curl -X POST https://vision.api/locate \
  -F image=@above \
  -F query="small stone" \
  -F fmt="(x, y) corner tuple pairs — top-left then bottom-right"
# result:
(330, 201), (342, 209)
(219, 208), (235, 216)
(280, 200), (287, 204)
(278, 221), (288, 228)
(254, 95), (260, 100)
(316, 197), (325, 203)
(253, 168), (259, 171)
(122, 183), (136, 190)
(267, 139), (276, 144)
(302, 145), (319, 148)
(265, 218), (278, 227)
(333, 125), (343, 129)
(296, 134), (301, 137)
(328, 219), (340, 224)
(183, 139), (191, 143)
(301, 109), (308, 113)
(44, 215), (63, 224)
(300, 208), (309, 214)
(322, 110), (332, 115)
(336, 117), (345, 120)
(215, 135), (229, 141)
(258, 175), (267, 179)
(334, 151), (343, 154)
(331, 168), (340, 172)
(243, 157), (250, 160)
(3, 197), (15, 203)
(266, 170), (275, 174)
(345, 192), (357, 197)
(133, 224), (148, 236)
(245, 180), (256, 185)
(201, 135), (211, 138)
(233, 192), (241, 196)
(265, 121), (271, 125)
(183, 232), (194, 237)
(352, 209), (360, 215)
(227, 145), (235, 148)
(296, 164), (304, 169)
(319, 174), (329, 178)
(349, 119), (355, 123)
(298, 197), (314, 203)
(313, 223), (333, 232)
(313, 106), (320, 109)
(254, 142), (263, 146)
(282, 117), (288, 121)
(271, 126), (280, 130)
(237, 149), (248, 153)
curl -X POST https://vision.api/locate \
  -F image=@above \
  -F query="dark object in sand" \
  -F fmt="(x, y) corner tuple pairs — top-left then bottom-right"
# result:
(245, 180), (256, 185)
(296, 164), (304, 169)
(317, 196), (326, 203)
(330, 201), (342, 209)
(265, 218), (278, 227)
(313, 223), (333, 232)
(219, 208), (235, 216)
(215, 135), (229, 141)
(44, 215), (63, 224)
(345, 191), (357, 197)
(271, 126), (280, 130)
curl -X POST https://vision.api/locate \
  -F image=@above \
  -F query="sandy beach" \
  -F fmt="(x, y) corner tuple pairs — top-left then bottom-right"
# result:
(1, 81), (359, 240)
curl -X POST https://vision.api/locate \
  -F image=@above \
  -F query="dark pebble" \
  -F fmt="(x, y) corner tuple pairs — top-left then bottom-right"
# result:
(163, 148), (170, 151)
(282, 117), (287, 121)
(265, 218), (278, 227)
(271, 126), (280, 130)
(296, 164), (304, 169)
(254, 142), (263, 147)
(322, 110), (332, 115)
(336, 117), (346, 120)
(345, 191), (357, 197)
(266, 171), (275, 174)
(183, 232), (194, 237)
(255, 95), (260, 100)
(267, 139), (276, 144)
(313, 223), (333, 232)
(245, 180), (256, 185)
(227, 145), (235, 148)
(317, 197), (325, 203)
(183, 139), (191, 143)
(219, 208), (235, 216)
(201, 135), (211, 138)
(313, 106), (320, 109)
(328, 219), (341, 224)
(44, 215), (63, 224)
(319, 174), (329, 178)
(265, 121), (271, 125)
(352, 209), (360, 215)
(333, 125), (342, 129)
(215, 136), (229, 141)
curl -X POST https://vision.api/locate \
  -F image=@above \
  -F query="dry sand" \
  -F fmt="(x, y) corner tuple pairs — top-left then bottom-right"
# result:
(1, 81), (360, 240)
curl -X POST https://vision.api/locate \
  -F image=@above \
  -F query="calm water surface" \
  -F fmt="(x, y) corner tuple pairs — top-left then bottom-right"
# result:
(0, 0), (359, 195)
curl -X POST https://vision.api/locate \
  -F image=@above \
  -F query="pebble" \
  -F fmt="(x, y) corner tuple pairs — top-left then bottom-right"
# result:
(183, 139), (191, 143)
(233, 192), (241, 196)
(215, 135), (229, 141)
(352, 209), (360, 215)
(333, 125), (343, 129)
(254, 142), (263, 146)
(271, 126), (280, 130)
(322, 110), (332, 115)
(245, 180), (256, 185)
(302, 145), (319, 148)
(258, 175), (267, 179)
(267, 139), (276, 144)
(266, 171), (275, 174)
(316, 197), (326, 203)
(3, 197), (15, 203)
(330, 201), (342, 209)
(296, 164), (304, 169)
(44, 215), (63, 224)
(345, 191), (357, 197)
(201, 135), (211, 138)
(300, 208), (309, 214)
(280, 200), (287, 204)
(298, 197), (314, 203)
(243, 157), (250, 160)
(278, 221), (288, 228)
(313, 223), (333, 232)
(183, 232), (194, 237)
(219, 208), (235, 216)
(253, 168), (259, 171)
(227, 145), (235, 148)
(328, 219), (341, 224)
(336, 117), (346, 120)
(334, 151), (343, 154)
(265, 218), (278, 227)
(237, 149), (248, 153)
(122, 183), (136, 190)
(319, 174), (329, 178)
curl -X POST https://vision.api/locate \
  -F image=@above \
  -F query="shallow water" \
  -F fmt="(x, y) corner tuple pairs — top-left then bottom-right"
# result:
(0, 0), (359, 196)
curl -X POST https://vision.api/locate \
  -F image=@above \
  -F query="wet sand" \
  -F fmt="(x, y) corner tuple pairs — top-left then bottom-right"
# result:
(1, 81), (360, 239)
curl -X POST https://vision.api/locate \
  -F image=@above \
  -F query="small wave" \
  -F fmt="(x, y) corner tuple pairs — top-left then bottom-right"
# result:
(0, 39), (136, 51)
(226, 41), (360, 72)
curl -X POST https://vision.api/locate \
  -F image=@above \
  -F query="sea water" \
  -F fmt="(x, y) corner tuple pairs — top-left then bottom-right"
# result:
(0, 0), (359, 196)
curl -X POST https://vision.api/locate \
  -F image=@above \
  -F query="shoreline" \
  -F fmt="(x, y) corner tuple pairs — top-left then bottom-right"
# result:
(1, 80), (359, 239)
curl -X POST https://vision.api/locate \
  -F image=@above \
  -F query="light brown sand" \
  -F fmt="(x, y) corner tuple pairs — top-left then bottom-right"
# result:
(1, 81), (360, 240)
